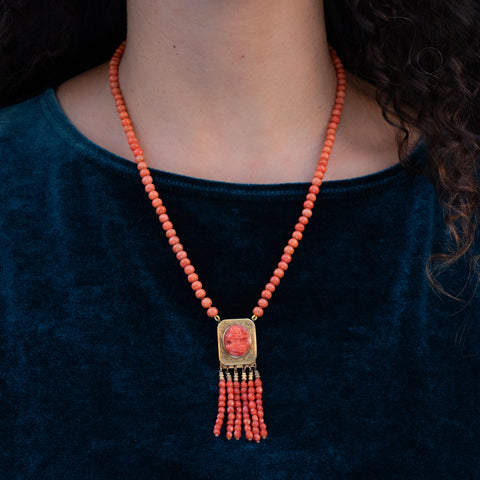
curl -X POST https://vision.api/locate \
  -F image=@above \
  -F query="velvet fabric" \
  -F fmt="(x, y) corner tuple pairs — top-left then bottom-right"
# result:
(1, 90), (479, 479)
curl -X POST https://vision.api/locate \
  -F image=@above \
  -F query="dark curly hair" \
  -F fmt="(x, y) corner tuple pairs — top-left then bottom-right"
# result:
(1, 0), (479, 295)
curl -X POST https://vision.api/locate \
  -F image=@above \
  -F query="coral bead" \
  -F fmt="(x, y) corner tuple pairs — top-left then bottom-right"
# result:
(168, 236), (180, 246)
(180, 258), (191, 268)
(201, 297), (212, 308)
(288, 238), (299, 248)
(176, 250), (187, 260)
(261, 290), (272, 300)
(195, 289), (206, 299)
(270, 276), (280, 286)
(253, 307), (264, 318)
(292, 231), (303, 241)
(258, 298), (268, 309)
(172, 244), (183, 253)
(207, 307), (219, 318)
(265, 283), (276, 292)
(187, 273), (198, 283)
(273, 268), (285, 278)
(184, 265), (195, 275)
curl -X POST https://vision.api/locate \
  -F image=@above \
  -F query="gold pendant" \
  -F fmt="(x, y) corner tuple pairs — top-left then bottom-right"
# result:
(213, 318), (267, 442)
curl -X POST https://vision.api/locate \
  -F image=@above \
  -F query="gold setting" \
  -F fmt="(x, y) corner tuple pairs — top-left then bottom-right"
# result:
(217, 318), (257, 367)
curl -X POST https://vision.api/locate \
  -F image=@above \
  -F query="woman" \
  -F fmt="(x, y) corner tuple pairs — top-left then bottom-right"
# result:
(1, 1), (479, 478)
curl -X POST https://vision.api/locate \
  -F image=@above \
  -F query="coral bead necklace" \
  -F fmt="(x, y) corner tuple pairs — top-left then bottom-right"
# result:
(109, 40), (346, 443)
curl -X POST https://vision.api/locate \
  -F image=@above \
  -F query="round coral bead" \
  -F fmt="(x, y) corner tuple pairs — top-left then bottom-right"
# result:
(277, 261), (288, 271)
(172, 243), (183, 253)
(201, 297), (212, 309)
(195, 289), (206, 299)
(151, 198), (162, 208)
(156, 206), (166, 215)
(265, 282), (276, 292)
(165, 229), (177, 238)
(273, 268), (285, 278)
(309, 185), (320, 195)
(148, 191), (159, 200)
(179, 258), (190, 268)
(184, 265), (195, 275)
(261, 290), (272, 300)
(168, 236), (180, 245)
(207, 307), (219, 318)
(258, 298), (268, 309)
(176, 250), (187, 261)
(252, 307), (264, 318)
(284, 245), (294, 255)
(270, 276), (280, 286)
(187, 273), (198, 283)
(292, 231), (303, 241)
(191, 281), (202, 291)
(162, 221), (173, 231)
(145, 184), (155, 193)
(288, 238), (299, 248)
(295, 223), (305, 232)
(281, 254), (292, 264)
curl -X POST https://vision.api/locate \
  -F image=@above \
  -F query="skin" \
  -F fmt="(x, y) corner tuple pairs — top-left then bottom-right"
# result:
(56, 0), (419, 184)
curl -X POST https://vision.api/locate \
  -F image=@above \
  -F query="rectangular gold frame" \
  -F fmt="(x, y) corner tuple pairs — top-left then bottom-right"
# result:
(217, 318), (257, 368)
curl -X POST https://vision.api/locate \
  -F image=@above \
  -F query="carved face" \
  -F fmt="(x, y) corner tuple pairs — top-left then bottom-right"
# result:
(223, 325), (251, 358)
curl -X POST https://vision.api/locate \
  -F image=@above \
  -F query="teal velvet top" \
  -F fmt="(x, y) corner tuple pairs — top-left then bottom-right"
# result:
(1, 89), (479, 479)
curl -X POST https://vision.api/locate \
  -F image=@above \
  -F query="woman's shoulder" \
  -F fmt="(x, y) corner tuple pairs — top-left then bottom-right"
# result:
(0, 90), (50, 130)
(0, 90), (61, 158)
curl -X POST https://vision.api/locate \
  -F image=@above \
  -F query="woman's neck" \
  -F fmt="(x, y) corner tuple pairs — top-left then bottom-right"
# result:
(57, 1), (407, 183)
(118, 0), (338, 181)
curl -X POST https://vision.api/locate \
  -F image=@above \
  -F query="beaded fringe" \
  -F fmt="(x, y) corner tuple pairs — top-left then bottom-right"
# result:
(213, 367), (267, 442)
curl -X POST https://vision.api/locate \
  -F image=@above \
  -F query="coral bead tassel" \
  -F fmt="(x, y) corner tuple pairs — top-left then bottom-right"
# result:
(213, 370), (226, 437)
(255, 370), (267, 439)
(233, 370), (243, 440)
(225, 371), (235, 440)
(248, 370), (261, 443)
